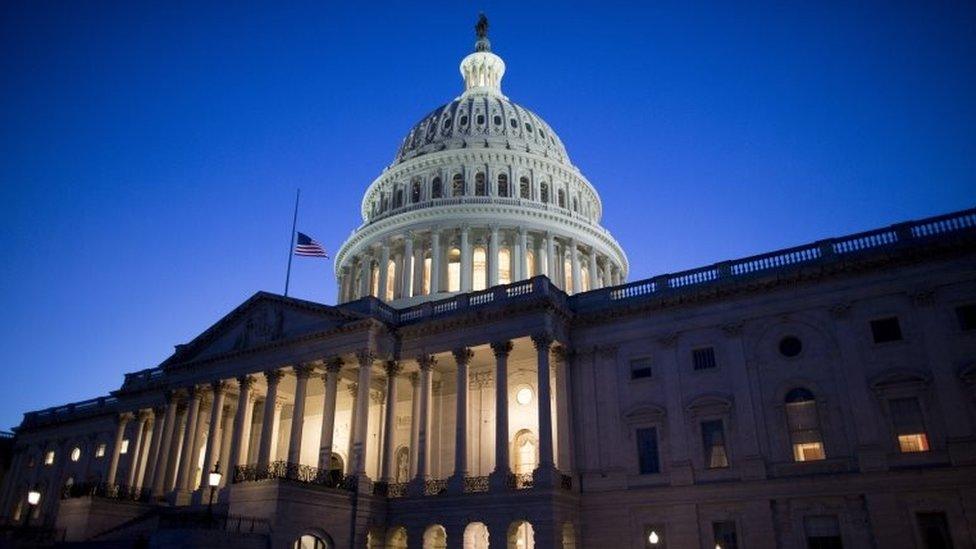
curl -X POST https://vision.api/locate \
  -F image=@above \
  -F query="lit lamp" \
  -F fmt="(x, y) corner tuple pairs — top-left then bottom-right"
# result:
(207, 462), (222, 517)
(648, 530), (660, 545)
(25, 488), (41, 527)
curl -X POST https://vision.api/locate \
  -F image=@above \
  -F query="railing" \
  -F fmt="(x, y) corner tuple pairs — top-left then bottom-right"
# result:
(233, 461), (355, 491)
(560, 473), (573, 491)
(62, 482), (151, 503)
(424, 478), (447, 496)
(463, 476), (489, 493)
(23, 396), (119, 428)
(508, 473), (534, 490)
(157, 510), (271, 535)
(395, 277), (560, 325)
(376, 481), (408, 498)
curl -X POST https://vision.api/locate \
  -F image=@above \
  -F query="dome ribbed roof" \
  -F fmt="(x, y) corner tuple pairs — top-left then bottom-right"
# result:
(393, 92), (571, 166)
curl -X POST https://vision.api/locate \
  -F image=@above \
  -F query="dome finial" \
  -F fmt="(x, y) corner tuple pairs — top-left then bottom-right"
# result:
(474, 13), (490, 52)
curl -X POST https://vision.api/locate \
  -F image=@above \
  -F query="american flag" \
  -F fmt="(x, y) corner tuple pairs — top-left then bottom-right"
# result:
(294, 232), (329, 258)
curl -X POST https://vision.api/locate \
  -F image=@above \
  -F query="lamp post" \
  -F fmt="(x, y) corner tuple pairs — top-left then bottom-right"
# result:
(25, 488), (40, 528)
(207, 462), (222, 520)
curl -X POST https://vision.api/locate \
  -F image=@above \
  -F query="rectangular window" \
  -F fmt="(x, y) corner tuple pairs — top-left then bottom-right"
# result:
(787, 399), (826, 461)
(712, 521), (738, 549)
(95, 443), (107, 458)
(956, 304), (976, 331)
(630, 357), (653, 380)
(636, 427), (660, 475)
(916, 512), (954, 549)
(701, 420), (729, 468)
(890, 397), (929, 452)
(870, 317), (903, 343)
(43, 450), (55, 465)
(805, 515), (843, 549)
(692, 347), (717, 371)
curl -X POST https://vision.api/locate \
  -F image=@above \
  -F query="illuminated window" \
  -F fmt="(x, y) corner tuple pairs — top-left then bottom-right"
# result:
(452, 173), (465, 196)
(370, 263), (379, 297)
(431, 177), (443, 199)
(475, 172), (486, 196)
(520, 176), (530, 199)
(497, 173), (509, 197)
(564, 257), (572, 290)
(516, 387), (534, 405)
(472, 247), (487, 291)
(386, 259), (396, 301)
(405, 255), (414, 298)
(890, 397), (929, 453)
(701, 420), (729, 468)
(785, 388), (826, 461)
(95, 443), (106, 458)
(70, 447), (81, 462)
(423, 256), (432, 295)
(526, 250), (536, 278)
(44, 450), (55, 465)
(580, 266), (590, 291)
(498, 248), (511, 284)
(447, 248), (461, 292)
(120, 439), (129, 454)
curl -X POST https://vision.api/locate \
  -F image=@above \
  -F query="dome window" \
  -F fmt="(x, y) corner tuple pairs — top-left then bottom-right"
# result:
(476, 114), (485, 125)
(431, 177), (443, 199)
(497, 174), (509, 197)
(510, 118), (518, 128)
(459, 115), (468, 127)
(540, 183), (550, 203)
(572, 197), (579, 212)
(525, 123), (533, 133)
(539, 129), (546, 139)
(475, 173), (487, 196)
(411, 180), (422, 203)
(493, 115), (502, 126)
(452, 174), (465, 197)
(520, 176), (530, 199)
(394, 188), (404, 208)
(443, 118), (452, 129)
(558, 189), (566, 208)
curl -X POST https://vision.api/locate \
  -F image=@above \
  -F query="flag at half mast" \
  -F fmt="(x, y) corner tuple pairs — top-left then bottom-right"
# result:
(294, 232), (329, 258)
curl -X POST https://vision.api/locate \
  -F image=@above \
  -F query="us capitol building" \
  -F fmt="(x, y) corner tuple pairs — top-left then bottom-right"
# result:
(2, 17), (975, 549)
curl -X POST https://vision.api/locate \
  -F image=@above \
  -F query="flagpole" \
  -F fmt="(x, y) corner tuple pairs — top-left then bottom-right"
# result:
(284, 188), (300, 296)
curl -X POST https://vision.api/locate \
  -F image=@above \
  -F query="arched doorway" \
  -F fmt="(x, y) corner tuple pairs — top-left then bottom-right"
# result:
(386, 526), (407, 549)
(424, 524), (447, 549)
(329, 452), (344, 472)
(293, 530), (333, 549)
(513, 429), (538, 475)
(463, 522), (489, 549)
(507, 521), (534, 549)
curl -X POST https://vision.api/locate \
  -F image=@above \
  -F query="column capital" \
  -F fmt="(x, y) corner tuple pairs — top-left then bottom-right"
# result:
(237, 374), (256, 391)
(403, 229), (414, 240)
(152, 404), (167, 416)
(452, 347), (474, 366)
(491, 340), (513, 358)
(347, 382), (359, 399)
(264, 369), (284, 385)
(551, 344), (571, 364)
(186, 385), (204, 399)
(356, 348), (376, 367)
(416, 354), (437, 371)
(136, 409), (153, 421)
(531, 332), (554, 351)
(211, 379), (229, 394)
(325, 356), (344, 374)
(118, 411), (136, 423)
(293, 363), (316, 379)
(384, 360), (402, 377)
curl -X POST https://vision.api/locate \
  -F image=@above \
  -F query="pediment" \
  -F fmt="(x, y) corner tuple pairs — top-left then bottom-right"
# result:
(685, 393), (734, 416)
(868, 368), (932, 393)
(161, 292), (364, 367)
(622, 403), (667, 423)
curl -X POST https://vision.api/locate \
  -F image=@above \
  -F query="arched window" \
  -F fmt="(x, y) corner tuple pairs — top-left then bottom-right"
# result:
(394, 188), (404, 208)
(386, 259), (396, 301)
(520, 176), (530, 199)
(497, 173), (509, 197)
(452, 174), (465, 196)
(293, 534), (330, 549)
(380, 193), (388, 212)
(424, 525), (447, 549)
(526, 250), (536, 278)
(472, 247), (487, 291)
(475, 172), (486, 196)
(464, 523), (489, 549)
(431, 177), (443, 199)
(540, 182), (549, 203)
(370, 263), (379, 297)
(448, 248), (461, 292)
(498, 248), (511, 284)
(411, 179), (422, 203)
(564, 257), (573, 291)
(558, 189), (566, 208)
(508, 522), (535, 549)
(572, 197), (578, 212)
(513, 429), (538, 475)
(423, 255), (432, 295)
(785, 388), (826, 462)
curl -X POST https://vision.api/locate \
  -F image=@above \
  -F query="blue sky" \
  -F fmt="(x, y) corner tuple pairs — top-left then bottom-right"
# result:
(1, 1), (974, 430)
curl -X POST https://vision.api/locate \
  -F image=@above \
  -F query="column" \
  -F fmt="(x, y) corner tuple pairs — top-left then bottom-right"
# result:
(318, 358), (342, 469)
(409, 373), (421, 476)
(489, 340), (513, 489)
(380, 361), (401, 482)
(518, 228), (529, 281)
(358, 255), (371, 298)
(125, 411), (150, 487)
(352, 350), (374, 477)
(401, 232), (414, 298)
(218, 404), (234, 486)
(413, 245), (424, 296)
(377, 241), (391, 300)
(270, 401), (283, 459)
(553, 346), (575, 473)
(175, 387), (203, 491)
(532, 334), (557, 485)
(460, 226), (472, 292)
(488, 225), (500, 287)
(257, 370), (283, 467)
(141, 405), (167, 490)
(449, 348), (473, 493)
(200, 381), (228, 488)
(106, 412), (134, 486)
(588, 249), (600, 290)
(429, 229), (441, 293)
(570, 239), (581, 294)
(546, 233), (557, 284)
(410, 355), (435, 493)
(288, 364), (314, 464)
(226, 375), (255, 475)
(602, 258), (612, 288)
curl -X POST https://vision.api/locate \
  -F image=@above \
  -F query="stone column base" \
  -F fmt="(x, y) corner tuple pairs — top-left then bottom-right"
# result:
(447, 473), (465, 495)
(488, 469), (511, 492)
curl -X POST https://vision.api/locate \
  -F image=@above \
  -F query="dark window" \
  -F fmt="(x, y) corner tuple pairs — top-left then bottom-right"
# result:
(701, 420), (729, 468)
(459, 115), (468, 126)
(452, 174), (465, 196)
(411, 180), (422, 203)
(636, 427), (660, 474)
(476, 114), (485, 125)
(630, 358), (652, 380)
(779, 336), (803, 357)
(475, 173), (486, 196)
(557, 189), (566, 208)
(805, 516), (843, 549)
(394, 188), (403, 208)
(510, 118), (518, 128)
(443, 117), (452, 129)
(956, 304), (976, 331)
(431, 177), (443, 199)
(572, 197), (578, 212)
(493, 115), (502, 126)
(540, 183), (549, 203)
(539, 129), (546, 139)
(497, 174), (509, 197)
(693, 347), (717, 371)
(712, 521), (738, 549)
(916, 512), (954, 549)
(525, 123), (533, 132)
(870, 317), (903, 343)
(520, 177), (531, 199)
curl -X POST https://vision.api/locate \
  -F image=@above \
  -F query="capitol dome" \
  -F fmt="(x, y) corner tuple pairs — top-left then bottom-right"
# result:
(334, 19), (628, 307)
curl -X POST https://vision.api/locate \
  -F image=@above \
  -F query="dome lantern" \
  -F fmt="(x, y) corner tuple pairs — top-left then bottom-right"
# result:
(460, 14), (506, 97)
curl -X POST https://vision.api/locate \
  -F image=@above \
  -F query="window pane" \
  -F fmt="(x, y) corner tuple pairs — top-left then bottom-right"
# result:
(870, 317), (903, 343)
(636, 427), (660, 474)
(701, 420), (729, 468)
(448, 248), (461, 292)
(630, 358), (652, 380)
(422, 257), (431, 295)
(386, 260), (396, 301)
(473, 247), (487, 290)
(564, 258), (573, 290)
(498, 248), (511, 284)
(693, 347), (717, 370)
(898, 433), (930, 453)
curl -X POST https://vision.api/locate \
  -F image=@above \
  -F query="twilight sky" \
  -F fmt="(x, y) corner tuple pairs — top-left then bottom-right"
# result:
(1, 1), (974, 430)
